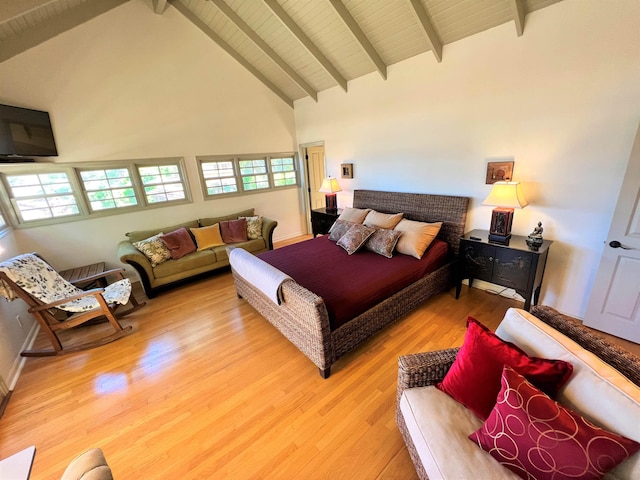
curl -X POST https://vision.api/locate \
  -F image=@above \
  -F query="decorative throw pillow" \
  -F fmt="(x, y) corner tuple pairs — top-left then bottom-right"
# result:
(336, 224), (376, 255)
(365, 228), (402, 258)
(160, 227), (197, 260)
(190, 224), (225, 251)
(220, 218), (248, 243)
(470, 366), (640, 480)
(328, 219), (355, 241)
(394, 219), (442, 259)
(241, 215), (263, 240)
(132, 233), (171, 267)
(363, 210), (403, 229)
(436, 317), (573, 420)
(337, 207), (370, 224)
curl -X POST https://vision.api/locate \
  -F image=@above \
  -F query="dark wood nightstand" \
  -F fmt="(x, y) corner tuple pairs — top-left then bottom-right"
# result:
(456, 229), (552, 311)
(311, 208), (342, 236)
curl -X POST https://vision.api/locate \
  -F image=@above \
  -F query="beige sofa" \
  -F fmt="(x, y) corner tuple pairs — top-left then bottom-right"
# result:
(397, 306), (640, 479)
(117, 208), (277, 298)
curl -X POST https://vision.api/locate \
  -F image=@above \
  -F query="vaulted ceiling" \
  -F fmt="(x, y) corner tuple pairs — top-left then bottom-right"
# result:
(0, 0), (563, 107)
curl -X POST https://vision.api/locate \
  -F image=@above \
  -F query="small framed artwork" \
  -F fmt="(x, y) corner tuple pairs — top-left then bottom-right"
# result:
(485, 160), (514, 184)
(341, 163), (353, 179)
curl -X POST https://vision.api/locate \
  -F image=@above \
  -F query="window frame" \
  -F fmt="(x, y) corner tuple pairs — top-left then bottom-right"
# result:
(0, 157), (191, 228)
(197, 152), (298, 200)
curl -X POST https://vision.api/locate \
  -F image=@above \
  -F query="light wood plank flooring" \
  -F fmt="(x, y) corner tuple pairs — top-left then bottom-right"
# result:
(1, 237), (635, 479)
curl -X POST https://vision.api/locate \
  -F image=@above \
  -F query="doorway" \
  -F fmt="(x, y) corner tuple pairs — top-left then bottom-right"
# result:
(300, 142), (326, 234)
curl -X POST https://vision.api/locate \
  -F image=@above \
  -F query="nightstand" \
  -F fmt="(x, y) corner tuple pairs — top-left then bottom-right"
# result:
(456, 229), (552, 311)
(311, 208), (341, 236)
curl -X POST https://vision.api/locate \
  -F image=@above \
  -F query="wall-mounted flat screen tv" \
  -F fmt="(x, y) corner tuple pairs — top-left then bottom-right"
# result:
(0, 103), (58, 158)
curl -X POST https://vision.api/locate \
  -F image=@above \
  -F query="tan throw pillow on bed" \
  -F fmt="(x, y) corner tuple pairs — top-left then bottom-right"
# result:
(363, 210), (403, 229)
(337, 207), (370, 224)
(337, 224), (376, 255)
(394, 219), (443, 259)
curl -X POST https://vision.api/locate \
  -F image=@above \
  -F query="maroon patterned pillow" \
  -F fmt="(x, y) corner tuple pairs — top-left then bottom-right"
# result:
(469, 366), (640, 480)
(336, 224), (376, 255)
(365, 228), (402, 258)
(328, 219), (355, 241)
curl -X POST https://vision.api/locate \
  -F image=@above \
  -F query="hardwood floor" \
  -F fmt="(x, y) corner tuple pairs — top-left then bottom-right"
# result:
(2, 237), (630, 479)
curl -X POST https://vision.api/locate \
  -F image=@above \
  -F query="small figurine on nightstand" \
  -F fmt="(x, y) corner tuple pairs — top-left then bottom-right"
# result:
(526, 222), (544, 250)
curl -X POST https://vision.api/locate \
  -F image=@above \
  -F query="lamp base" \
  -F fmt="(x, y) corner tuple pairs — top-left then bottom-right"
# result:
(488, 233), (512, 245)
(488, 207), (514, 245)
(325, 193), (338, 213)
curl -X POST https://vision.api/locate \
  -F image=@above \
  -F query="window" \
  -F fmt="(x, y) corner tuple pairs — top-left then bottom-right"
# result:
(5, 172), (80, 222)
(138, 163), (186, 204)
(0, 157), (190, 228)
(79, 167), (137, 212)
(198, 153), (297, 199)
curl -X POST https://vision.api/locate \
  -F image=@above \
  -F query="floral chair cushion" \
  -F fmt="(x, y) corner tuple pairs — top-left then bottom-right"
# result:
(0, 254), (131, 313)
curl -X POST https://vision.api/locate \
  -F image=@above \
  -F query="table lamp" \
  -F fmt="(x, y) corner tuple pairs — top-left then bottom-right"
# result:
(319, 177), (342, 213)
(482, 181), (528, 244)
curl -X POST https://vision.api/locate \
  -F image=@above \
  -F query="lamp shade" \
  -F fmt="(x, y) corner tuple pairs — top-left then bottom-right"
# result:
(319, 177), (342, 193)
(482, 181), (528, 209)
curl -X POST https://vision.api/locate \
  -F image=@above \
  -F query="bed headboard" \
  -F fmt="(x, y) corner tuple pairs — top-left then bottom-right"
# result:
(352, 189), (469, 255)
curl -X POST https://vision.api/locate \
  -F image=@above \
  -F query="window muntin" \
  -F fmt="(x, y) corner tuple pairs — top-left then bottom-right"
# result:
(138, 164), (186, 204)
(80, 168), (137, 211)
(239, 159), (269, 191)
(270, 157), (296, 186)
(201, 160), (238, 195)
(6, 172), (80, 221)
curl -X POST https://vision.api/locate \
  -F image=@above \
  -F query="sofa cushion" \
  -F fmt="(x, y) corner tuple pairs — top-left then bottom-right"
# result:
(220, 218), (248, 243)
(213, 238), (266, 262)
(160, 227), (197, 260)
(132, 233), (171, 267)
(400, 386), (520, 479)
(126, 220), (199, 243)
(152, 250), (217, 279)
(436, 317), (573, 420)
(190, 224), (225, 251)
(199, 208), (255, 227)
(496, 308), (640, 479)
(470, 365), (640, 480)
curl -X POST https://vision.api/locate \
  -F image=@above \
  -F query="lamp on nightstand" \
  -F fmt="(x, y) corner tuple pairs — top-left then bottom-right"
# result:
(319, 177), (342, 213)
(482, 181), (528, 244)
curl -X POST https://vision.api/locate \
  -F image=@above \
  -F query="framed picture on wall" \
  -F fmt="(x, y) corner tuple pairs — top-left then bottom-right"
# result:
(486, 160), (514, 184)
(341, 163), (353, 179)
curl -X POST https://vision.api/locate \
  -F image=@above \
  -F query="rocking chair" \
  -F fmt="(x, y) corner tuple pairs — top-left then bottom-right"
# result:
(0, 253), (146, 357)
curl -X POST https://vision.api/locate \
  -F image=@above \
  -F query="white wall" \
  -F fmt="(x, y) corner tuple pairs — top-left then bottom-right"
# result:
(0, 0), (301, 384)
(294, 0), (640, 318)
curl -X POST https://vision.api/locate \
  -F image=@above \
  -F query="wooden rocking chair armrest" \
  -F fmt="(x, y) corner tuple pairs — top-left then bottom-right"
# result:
(70, 268), (126, 285)
(29, 288), (106, 312)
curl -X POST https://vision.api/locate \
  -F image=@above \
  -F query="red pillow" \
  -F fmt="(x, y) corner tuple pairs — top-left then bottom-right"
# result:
(160, 227), (196, 260)
(436, 317), (573, 420)
(470, 366), (640, 480)
(220, 218), (248, 243)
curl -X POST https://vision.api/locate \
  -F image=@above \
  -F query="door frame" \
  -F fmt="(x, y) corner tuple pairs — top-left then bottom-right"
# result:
(299, 141), (326, 234)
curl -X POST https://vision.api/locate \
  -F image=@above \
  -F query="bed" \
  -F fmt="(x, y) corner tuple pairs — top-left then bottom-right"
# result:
(230, 189), (469, 378)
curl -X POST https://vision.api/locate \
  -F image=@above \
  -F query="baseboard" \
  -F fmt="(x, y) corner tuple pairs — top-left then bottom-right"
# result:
(462, 279), (525, 303)
(6, 321), (39, 390)
(0, 390), (12, 419)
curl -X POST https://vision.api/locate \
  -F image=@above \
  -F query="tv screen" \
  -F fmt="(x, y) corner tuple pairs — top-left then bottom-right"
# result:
(0, 103), (58, 157)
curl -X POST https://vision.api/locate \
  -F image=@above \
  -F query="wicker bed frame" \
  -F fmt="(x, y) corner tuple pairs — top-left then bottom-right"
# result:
(232, 189), (469, 378)
(395, 305), (640, 479)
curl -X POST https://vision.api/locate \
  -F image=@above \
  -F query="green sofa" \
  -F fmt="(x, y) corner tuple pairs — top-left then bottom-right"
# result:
(117, 208), (277, 298)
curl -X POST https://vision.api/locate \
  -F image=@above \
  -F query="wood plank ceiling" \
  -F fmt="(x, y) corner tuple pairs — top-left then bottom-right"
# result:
(0, 0), (563, 107)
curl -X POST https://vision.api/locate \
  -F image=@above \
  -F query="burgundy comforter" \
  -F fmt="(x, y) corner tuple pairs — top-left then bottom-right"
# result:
(258, 235), (449, 330)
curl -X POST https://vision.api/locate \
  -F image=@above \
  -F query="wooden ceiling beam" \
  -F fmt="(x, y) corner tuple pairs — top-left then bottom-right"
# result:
(153, 0), (167, 15)
(408, 0), (442, 63)
(510, 0), (525, 36)
(209, 0), (317, 102)
(328, 0), (387, 80)
(170, 1), (293, 108)
(263, 0), (348, 92)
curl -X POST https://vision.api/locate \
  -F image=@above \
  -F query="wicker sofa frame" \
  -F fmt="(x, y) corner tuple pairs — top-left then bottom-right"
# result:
(395, 305), (640, 479)
(232, 189), (469, 378)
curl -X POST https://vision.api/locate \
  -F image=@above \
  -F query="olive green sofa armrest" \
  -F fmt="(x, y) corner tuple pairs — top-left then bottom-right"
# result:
(396, 347), (459, 404)
(118, 240), (155, 295)
(261, 217), (278, 250)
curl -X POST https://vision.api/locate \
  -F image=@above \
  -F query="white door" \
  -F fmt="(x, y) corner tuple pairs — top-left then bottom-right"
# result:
(584, 123), (640, 343)
(306, 145), (325, 210)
